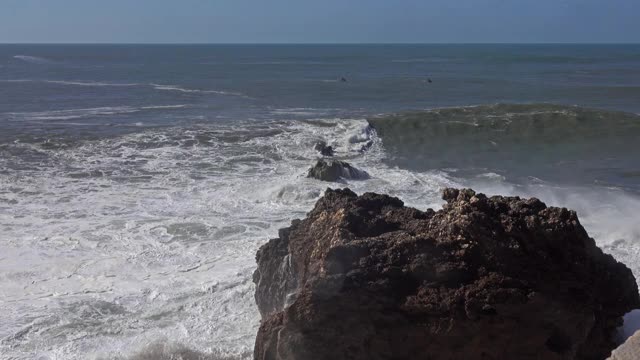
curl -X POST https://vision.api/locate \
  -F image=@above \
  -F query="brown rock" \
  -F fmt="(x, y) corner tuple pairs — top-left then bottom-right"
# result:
(307, 160), (369, 182)
(253, 188), (640, 360)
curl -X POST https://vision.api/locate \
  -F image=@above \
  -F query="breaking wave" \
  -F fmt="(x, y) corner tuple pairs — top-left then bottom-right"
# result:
(369, 104), (640, 190)
(43, 80), (142, 87)
(2, 106), (640, 359)
(1, 79), (247, 97)
(4, 105), (189, 121)
(13, 55), (54, 64)
(150, 84), (247, 97)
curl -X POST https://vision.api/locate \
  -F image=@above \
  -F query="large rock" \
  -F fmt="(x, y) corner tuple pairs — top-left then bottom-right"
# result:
(307, 160), (369, 182)
(253, 188), (640, 360)
(313, 140), (335, 157)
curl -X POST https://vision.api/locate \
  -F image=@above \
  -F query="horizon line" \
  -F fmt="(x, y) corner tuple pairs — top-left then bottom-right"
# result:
(1, 42), (639, 46)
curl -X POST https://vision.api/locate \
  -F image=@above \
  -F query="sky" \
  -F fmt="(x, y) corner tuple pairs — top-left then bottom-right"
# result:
(1, 0), (638, 44)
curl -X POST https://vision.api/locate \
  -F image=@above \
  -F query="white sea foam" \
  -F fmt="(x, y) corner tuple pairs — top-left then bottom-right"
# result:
(43, 80), (141, 87)
(391, 57), (450, 63)
(3, 79), (139, 87)
(150, 84), (247, 97)
(13, 55), (54, 64)
(1, 79), (246, 98)
(0, 118), (459, 359)
(4, 105), (188, 121)
(270, 108), (334, 116)
(1, 118), (639, 359)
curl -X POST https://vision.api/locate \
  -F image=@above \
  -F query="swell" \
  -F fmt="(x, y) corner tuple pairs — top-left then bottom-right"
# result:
(368, 104), (640, 189)
(13, 55), (54, 64)
(4, 105), (189, 122)
(1, 79), (247, 97)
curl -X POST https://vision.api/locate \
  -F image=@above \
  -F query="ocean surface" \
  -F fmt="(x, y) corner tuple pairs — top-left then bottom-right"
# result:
(1, 44), (640, 359)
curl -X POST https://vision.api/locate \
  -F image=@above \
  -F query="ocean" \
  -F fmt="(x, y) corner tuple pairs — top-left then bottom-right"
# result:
(1, 44), (640, 359)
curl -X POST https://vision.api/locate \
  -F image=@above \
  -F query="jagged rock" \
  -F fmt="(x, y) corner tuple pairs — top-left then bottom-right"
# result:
(314, 141), (334, 157)
(253, 188), (640, 360)
(307, 160), (369, 182)
(608, 331), (640, 360)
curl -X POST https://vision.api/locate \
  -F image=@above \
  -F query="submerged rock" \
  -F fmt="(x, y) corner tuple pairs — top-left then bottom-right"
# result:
(253, 188), (640, 360)
(313, 141), (335, 157)
(307, 160), (369, 182)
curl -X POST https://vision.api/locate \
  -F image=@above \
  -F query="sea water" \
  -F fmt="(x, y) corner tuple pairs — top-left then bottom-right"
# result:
(1, 44), (640, 359)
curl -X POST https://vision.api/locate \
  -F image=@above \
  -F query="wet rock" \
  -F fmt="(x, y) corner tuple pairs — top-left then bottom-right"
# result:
(307, 160), (369, 182)
(359, 140), (374, 153)
(253, 188), (640, 360)
(313, 141), (334, 157)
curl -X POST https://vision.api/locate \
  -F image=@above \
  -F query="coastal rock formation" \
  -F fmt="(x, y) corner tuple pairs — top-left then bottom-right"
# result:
(307, 160), (369, 182)
(359, 140), (374, 153)
(253, 188), (640, 360)
(314, 140), (335, 157)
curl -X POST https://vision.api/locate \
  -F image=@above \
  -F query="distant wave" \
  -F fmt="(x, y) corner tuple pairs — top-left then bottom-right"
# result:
(392, 57), (450, 63)
(5, 105), (188, 121)
(1, 79), (248, 97)
(45, 80), (141, 87)
(13, 55), (54, 64)
(392, 58), (430, 63)
(369, 103), (640, 141)
(368, 103), (640, 182)
(151, 84), (248, 97)
(270, 107), (339, 117)
(1, 79), (142, 87)
(239, 61), (329, 65)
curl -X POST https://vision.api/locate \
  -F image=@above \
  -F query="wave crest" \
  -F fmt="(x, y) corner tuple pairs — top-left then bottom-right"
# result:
(368, 103), (640, 189)
(14, 55), (54, 64)
(5, 105), (188, 121)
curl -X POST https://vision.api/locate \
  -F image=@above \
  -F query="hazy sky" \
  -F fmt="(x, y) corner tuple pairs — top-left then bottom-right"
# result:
(1, 0), (638, 43)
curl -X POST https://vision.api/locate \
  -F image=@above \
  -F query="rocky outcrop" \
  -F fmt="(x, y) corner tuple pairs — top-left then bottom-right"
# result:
(359, 140), (373, 153)
(307, 160), (369, 182)
(253, 188), (640, 360)
(314, 141), (335, 157)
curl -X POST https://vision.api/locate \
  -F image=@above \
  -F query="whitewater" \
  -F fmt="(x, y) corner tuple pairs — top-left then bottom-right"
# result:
(2, 115), (640, 359)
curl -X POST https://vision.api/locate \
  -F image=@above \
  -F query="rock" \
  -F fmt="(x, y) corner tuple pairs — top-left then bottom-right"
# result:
(307, 160), (369, 182)
(313, 141), (334, 157)
(253, 188), (640, 360)
(608, 331), (640, 359)
(359, 140), (374, 153)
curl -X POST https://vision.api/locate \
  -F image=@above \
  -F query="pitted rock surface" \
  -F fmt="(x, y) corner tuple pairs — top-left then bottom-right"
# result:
(253, 188), (640, 360)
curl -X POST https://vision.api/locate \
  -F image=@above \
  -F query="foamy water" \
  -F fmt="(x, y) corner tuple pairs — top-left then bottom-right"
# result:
(0, 119), (457, 359)
(1, 118), (639, 359)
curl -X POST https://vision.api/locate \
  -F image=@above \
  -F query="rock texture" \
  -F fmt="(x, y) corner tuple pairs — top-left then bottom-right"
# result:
(314, 141), (335, 157)
(307, 160), (369, 182)
(608, 331), (640, 360)
(253, 188), (640, 360)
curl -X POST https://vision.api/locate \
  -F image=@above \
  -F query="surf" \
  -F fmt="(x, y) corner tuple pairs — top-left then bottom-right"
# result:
(13, 55), (54, 64)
